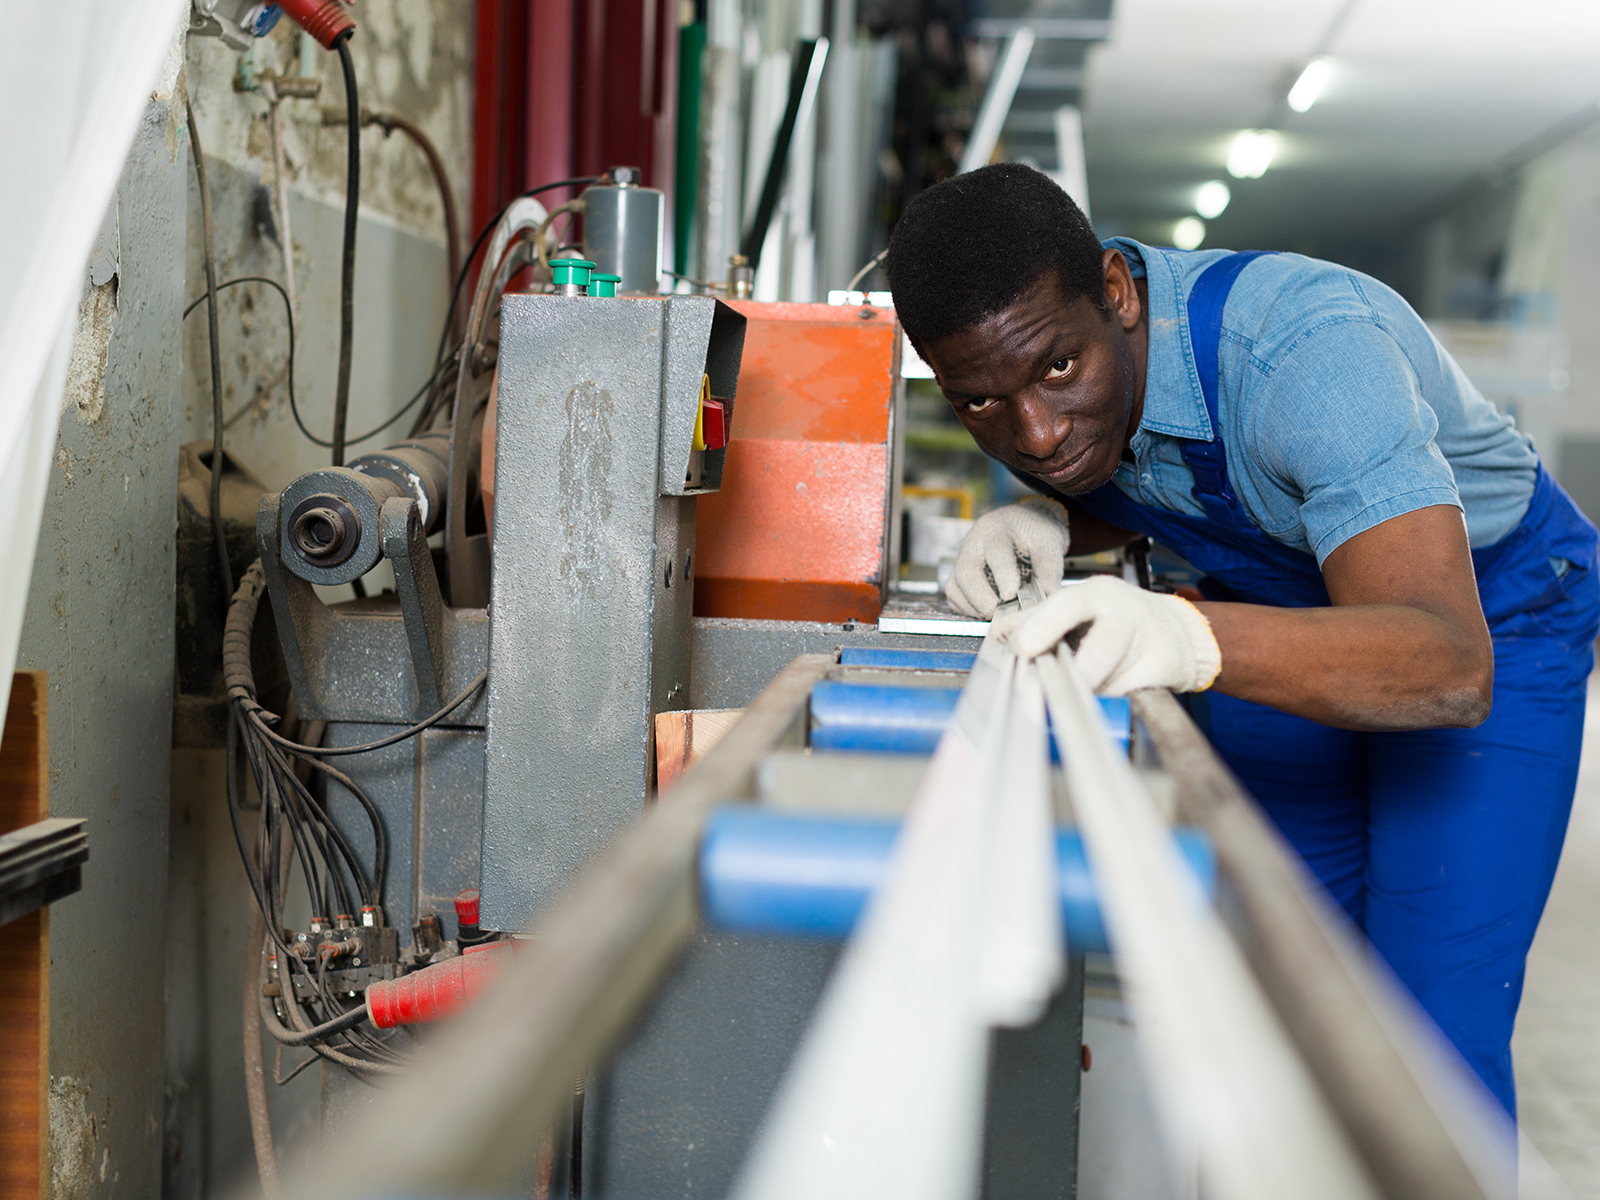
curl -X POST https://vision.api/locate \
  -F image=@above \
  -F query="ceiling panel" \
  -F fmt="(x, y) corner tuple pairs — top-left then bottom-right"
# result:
(1078, 0), (1600, 252)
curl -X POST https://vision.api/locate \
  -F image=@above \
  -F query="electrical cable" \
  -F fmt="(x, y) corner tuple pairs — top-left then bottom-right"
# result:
(845, 247), (889, 295)
(244, 901), (281, 1198)
(222, 561), (488, 1075)
(330, 37), (360, 468)
(181, 276), (451, 449)
(430, 177), (601, 376)
(366, 111), (462, 327)
(248, 669), (486, 759)
(185, 96), (235, 606)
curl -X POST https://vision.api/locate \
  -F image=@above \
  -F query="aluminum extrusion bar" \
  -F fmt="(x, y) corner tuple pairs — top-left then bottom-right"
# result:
(957, 28), (1035, 175)
(1038, 649), (1378, 1200)
(1129, 689), (1514, 1200)
(730, 632), (1062, 1200)
(276, 654), (834, 1198)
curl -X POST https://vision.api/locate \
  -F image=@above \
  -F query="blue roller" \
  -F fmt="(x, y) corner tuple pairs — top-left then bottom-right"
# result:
(809, 681), (1131, 755)
(809, 682), (959, 754)
(699, 807), (1215, 953)
(838, 647), (978, 671)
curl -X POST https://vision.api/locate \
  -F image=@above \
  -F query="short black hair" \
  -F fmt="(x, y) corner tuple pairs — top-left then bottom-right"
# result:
(886, 163), (1106, 348)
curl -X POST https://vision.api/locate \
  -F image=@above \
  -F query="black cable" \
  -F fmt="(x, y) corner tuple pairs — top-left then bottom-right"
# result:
(248, 668), (487, 759)
(262, 986), (371, 1046)
(185, 97), (234, 606)
(222, 560), (485, 1072)
(432, 176), (601, 372)
(331, 36), (360, 468)
(182, 276), (448, 450)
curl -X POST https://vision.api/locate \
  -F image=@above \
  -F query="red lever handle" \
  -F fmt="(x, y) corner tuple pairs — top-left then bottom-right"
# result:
(365, 941), (512, 1029)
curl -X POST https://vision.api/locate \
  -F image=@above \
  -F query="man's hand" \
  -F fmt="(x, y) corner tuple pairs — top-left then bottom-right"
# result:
(989, 576), (1222, 696)
(945, 498), (1071, 618)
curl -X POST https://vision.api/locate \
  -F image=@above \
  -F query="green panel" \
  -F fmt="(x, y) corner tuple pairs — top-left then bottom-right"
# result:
(675, 21), (706, 277)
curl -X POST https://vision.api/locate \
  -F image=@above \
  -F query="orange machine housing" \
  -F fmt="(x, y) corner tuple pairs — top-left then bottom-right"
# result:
(692, 301), (899, 624)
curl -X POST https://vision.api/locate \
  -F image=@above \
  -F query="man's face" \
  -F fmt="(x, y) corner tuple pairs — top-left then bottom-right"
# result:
(919, 252), (1145, 495)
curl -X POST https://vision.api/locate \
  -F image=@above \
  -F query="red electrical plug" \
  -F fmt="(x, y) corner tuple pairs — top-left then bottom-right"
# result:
(365, 940), (513, 1028)
(277, 0), (355, 48)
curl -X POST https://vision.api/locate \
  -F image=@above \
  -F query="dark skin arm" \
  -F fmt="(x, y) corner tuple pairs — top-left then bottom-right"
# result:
(920, 252), (1494, 732)
(1055, 500), (1492, 730)
(1200, 506), (1492, 730)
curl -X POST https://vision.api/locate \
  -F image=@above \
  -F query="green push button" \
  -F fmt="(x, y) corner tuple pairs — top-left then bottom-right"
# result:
(550, 258), (597, 289)
(590, 272), (621, 298)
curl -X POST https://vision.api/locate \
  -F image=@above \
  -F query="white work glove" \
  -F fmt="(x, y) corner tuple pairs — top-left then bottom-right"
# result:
(945, 497), (1071, 618)
(989, 575), (1222, 696)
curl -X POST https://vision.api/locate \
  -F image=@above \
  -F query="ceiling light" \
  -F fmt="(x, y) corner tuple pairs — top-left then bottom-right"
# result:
(1287, 58), (1332, 114)
(1173, 217), (1206, 251)
(1226, 130), (1278, 180)
(1194, 180), (1231, 219)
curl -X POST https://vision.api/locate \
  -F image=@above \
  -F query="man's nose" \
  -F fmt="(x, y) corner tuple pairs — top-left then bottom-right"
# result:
(1013, 388), (1067, 461)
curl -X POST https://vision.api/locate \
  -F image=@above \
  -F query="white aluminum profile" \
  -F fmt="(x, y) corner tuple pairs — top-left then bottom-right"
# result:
(730, 625), (1060, 1200)
(958, 27), (1036, 175)
(1036, 646), (1380, 1200)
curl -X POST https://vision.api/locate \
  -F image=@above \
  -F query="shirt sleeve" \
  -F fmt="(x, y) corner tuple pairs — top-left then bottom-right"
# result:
(1245, 318), (1462, 565)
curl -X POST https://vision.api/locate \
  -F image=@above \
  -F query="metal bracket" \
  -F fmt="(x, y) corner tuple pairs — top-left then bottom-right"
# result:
(381, 497), (447, 712)
(257, 493), (327, 711)
(260, 492), (452, 721)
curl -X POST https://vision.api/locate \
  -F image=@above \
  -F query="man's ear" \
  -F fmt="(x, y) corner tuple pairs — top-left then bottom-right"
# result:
(1101, 249), (1142, 331)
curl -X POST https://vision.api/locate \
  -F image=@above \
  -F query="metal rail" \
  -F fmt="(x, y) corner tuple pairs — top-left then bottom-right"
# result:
(277, 654), (833, 1198)
(1128, 689), (1514, 1200)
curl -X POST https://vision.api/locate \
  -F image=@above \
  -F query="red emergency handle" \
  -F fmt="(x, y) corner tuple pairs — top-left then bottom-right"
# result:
(365, 942), (511, 1028)
(277, 0), (356, 48)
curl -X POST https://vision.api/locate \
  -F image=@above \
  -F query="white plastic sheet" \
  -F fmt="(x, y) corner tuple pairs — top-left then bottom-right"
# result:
(0, 0), (185, 732)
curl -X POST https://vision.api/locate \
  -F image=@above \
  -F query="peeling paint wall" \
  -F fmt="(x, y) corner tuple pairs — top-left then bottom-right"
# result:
(16, 76), (188, 1200)
(182, 5), (472, 490)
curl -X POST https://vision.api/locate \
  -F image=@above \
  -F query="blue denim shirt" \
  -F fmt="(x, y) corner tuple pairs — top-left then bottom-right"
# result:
(1105, 239), (1538, 564)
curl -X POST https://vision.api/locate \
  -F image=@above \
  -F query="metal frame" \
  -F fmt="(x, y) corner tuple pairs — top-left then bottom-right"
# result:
(270, 649), (1511, 1200)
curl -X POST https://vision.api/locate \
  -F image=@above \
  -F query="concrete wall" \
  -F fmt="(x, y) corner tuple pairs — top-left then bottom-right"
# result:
(16, 68), (187, 1200)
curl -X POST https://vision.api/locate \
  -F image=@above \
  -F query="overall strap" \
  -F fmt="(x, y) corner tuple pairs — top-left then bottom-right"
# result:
(1180, 250), (1274, 523)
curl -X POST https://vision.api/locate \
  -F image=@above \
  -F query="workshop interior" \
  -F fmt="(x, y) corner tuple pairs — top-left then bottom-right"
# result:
(4, 0), (1600, 1198)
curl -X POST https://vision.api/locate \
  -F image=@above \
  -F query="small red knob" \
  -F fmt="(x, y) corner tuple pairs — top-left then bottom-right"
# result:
(454, 888), (481, 927)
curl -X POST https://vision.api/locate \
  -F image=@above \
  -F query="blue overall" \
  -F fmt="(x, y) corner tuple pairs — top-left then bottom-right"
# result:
(1071, 252), (1600, 1117)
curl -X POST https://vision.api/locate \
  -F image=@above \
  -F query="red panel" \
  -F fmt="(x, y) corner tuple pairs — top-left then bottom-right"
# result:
(694, 439), (889, 623)
(472, 0), (530, 237)
(525, 0), (576, 202)
(572, 0), (677, 190)
(694, 300), (899, 624)
(724, 302), (896, 443)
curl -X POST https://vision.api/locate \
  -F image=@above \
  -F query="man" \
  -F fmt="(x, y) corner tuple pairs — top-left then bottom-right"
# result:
(886, 163), (1599, 1118)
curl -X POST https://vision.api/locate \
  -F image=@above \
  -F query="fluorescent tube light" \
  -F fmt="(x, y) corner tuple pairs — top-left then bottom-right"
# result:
(1173, 217), (1206, 250)
(1195, 180), (1231, 219)
(1226, 130), (1278, 180)
(1287, 58), (1332, 113)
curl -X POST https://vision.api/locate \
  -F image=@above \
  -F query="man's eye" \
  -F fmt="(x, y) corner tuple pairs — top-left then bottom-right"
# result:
(965, 397), (1000, 414)
(1044, 358), (1073, 380)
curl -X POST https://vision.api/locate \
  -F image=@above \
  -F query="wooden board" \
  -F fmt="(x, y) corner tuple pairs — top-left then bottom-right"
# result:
(654, 708), (743, 796)
(0, 672), (48, 1200)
